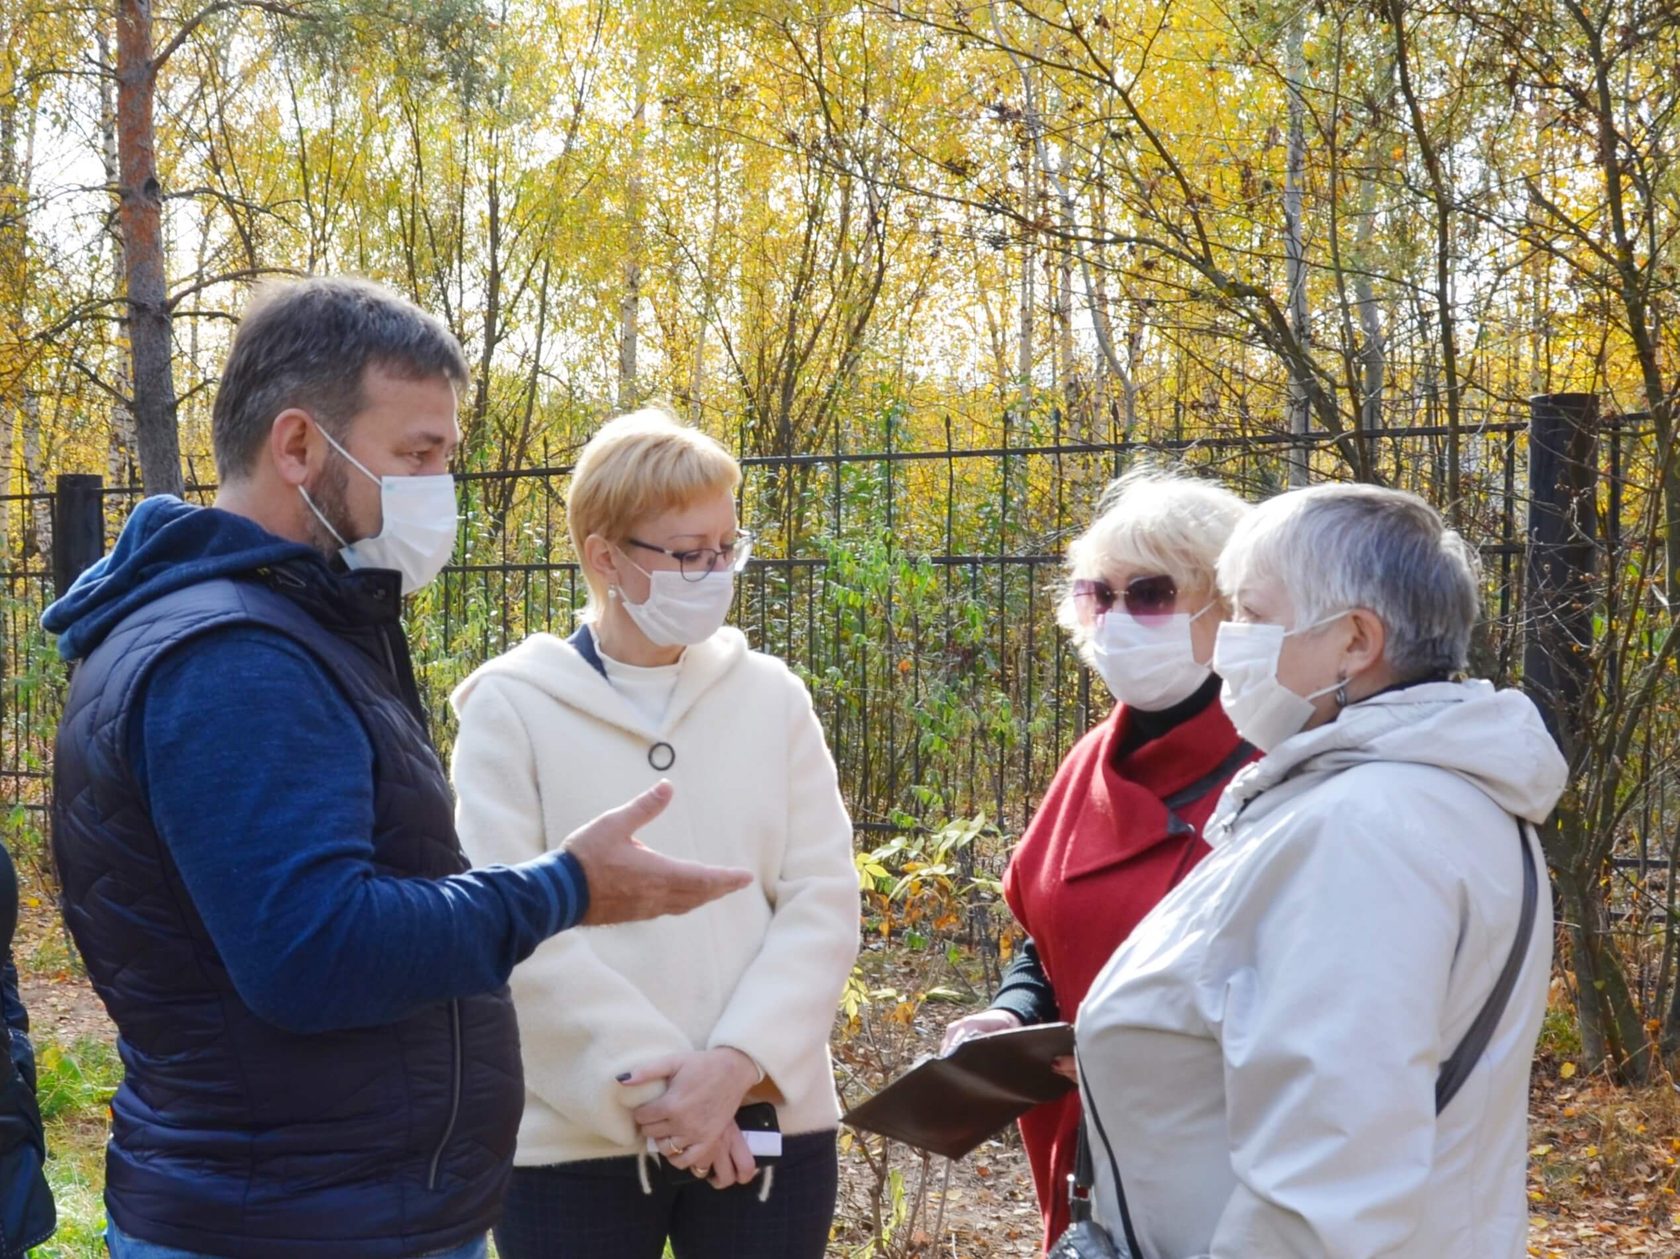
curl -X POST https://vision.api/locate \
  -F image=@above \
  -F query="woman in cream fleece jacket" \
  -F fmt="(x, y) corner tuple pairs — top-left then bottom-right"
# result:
(450, 408), (859, 1259)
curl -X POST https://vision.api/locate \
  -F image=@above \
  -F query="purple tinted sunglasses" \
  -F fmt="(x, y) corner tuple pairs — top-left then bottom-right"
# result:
(1070, 573), (1179, 621)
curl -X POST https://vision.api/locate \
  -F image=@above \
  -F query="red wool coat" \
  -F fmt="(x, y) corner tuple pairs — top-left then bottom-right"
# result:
(1001, 694), (1254, 1250)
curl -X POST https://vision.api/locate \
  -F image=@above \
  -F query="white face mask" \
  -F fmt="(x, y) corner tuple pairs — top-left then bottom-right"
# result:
(299, 427), (458, 596)
(616, 559), (737, 647)
(1213, 613), (1349, 752)
(1088, 604), (1213, 711)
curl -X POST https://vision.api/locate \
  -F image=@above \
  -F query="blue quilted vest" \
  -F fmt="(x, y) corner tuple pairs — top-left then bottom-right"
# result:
(51, 562), (521, 1258)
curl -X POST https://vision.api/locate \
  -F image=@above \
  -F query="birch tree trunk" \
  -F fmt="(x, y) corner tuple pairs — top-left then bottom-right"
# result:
(1016, 132), (1034, 418)
(101, 22), (138, 485)
(21, 390), (48, 560)
(1283, 10), (1311, 487)
(689, 126), (726, 424)
(1353, 48), (1390, 443)
(1387, 0), (1462, 523)
(0, 393), (10, 558)
(116, 0), (182, 496)
(617, 66), (646, 411)
(0, 90), (18, 554)
(470, 143), (503, 448)
(1353, 210), (1385, 439)
(1057, 242), (1076, 426)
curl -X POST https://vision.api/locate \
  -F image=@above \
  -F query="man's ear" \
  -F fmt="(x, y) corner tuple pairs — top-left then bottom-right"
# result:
(271, 408), (317, 488)
(1343, 607), (1387, 678)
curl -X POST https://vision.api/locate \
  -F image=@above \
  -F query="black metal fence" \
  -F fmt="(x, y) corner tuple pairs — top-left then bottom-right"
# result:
(0, 409), (1565, 887)
(0, 489), (57, 848)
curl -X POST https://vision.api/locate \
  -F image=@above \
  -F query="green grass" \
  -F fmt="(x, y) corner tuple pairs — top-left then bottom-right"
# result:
(31, 1037), (121, 1258)
(1537, 993), (1584, 1064)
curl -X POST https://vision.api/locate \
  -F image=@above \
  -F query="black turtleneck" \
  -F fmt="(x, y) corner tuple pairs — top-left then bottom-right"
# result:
(1116, 671), (1223, 762)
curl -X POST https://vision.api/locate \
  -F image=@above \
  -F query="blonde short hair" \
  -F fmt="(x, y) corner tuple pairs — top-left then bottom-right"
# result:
(1056, 465), (1251, 658)
(567, 405), (741, 606)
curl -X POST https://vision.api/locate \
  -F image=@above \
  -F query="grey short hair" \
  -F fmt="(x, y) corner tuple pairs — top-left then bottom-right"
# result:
(211, 276), (470, 480)
(1056, 465), (1251, 657)
(1217, 482), (1482, 679)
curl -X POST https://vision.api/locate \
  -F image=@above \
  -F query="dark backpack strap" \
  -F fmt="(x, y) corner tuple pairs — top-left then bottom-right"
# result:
(1161, 741), (1256, 814)
(1162, 740), (1255, 838)
(1434, 817), (1539, 1113)
(1067, 1117), (1096, 1223)
(1077, 1066), (1145, 1258)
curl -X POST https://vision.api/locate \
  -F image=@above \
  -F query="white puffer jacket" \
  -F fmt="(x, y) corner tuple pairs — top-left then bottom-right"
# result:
(1076, 680), (1567, 1258)
(450, 627), (860, 1166)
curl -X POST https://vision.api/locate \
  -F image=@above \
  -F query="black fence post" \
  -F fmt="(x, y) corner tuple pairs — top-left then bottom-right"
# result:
(52, 474), (104, 600)
(1522, 393), (1598, 763)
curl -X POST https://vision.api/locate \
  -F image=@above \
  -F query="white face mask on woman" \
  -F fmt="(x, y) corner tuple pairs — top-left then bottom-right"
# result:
(1089, 605), (1213, 711)
(300, 427), (458, 595)
(1212, 613), (1349, 752)
(616, 561), (737, 647)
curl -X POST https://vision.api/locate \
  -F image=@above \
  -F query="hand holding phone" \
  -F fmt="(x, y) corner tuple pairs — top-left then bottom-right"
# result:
(733, 1101), (782, 1167)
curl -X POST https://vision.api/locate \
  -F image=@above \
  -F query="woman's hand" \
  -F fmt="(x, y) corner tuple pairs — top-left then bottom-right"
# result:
(682, 1121), (758, 1189)
(941, 1008), (1023, 1054)
(1050, 1054), (1078, 1082)
(622, 1047), (760, 1165)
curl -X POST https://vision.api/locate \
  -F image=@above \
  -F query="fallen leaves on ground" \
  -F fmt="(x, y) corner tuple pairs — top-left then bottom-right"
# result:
(1526, 1056), (1680, 1257)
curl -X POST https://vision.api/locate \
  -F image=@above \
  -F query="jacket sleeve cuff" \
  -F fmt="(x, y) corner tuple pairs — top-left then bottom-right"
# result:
(542, 850), (590, 934)
(990, 937), (1060, 1026)
(988, 990), (1052, 1027)
(714, 1042), (767, 1085)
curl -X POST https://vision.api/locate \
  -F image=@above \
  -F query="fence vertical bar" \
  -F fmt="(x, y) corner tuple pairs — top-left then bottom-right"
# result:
(1522, 393), (1598, 760)
(52, 475), (105, 599)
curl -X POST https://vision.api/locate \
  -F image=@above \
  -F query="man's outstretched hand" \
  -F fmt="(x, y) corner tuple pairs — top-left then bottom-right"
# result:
(563, 781), (752, 925)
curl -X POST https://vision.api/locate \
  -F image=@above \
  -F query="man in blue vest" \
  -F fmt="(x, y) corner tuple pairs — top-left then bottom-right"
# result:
(44, 276), (751, 1259)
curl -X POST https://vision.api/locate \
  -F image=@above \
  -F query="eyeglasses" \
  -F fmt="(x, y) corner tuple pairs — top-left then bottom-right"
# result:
(624, 530), (756, 582)
(1071, 573), (1179, 621)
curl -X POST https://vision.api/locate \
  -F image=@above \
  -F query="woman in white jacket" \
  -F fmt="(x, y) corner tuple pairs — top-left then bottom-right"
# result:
(450, 408), (860, 1259)
(1076, 483), (1566, 1259)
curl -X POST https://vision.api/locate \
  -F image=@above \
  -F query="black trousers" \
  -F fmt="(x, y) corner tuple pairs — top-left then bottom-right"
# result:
(494, 1130), (839, 1259)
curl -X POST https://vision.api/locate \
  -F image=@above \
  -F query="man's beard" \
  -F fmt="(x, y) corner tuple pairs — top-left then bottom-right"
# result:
(303, 457), (354, 561)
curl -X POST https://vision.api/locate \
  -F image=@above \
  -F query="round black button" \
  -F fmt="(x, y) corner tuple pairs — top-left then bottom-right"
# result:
(648, 742), (676, 771)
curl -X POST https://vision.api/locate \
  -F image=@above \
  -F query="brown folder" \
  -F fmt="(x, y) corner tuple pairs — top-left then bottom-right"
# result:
(840, 1022), (1076, 1160)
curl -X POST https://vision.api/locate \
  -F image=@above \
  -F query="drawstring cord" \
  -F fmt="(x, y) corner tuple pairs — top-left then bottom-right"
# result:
(636, 1143), (655, 1196)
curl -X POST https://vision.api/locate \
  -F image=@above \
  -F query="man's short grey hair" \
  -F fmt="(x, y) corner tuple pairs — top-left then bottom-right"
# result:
(1056, 465), (1251, 657)
(1217, 482), (1482, 679)
(211, 276), (470, 480)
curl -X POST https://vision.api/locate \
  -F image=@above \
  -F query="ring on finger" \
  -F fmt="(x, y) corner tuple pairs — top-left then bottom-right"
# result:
(664, 1138), (687, 1156)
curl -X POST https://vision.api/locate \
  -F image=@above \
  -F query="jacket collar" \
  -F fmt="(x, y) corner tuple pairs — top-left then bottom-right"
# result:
(1110, 683), (1246, 803)
(252, 557), (428, 729)
(1060, 697), (1247, 879)
(253, 556), (405, 632)
(1204, 677), (1569, 844)
(450, 623), (751, 739)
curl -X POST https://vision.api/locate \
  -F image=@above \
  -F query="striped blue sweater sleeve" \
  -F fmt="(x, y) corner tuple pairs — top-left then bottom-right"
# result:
(132, 628), (588, 1034)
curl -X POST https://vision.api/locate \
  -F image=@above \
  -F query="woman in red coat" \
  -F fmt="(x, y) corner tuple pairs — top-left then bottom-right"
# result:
(942, 467), (1254, 1251)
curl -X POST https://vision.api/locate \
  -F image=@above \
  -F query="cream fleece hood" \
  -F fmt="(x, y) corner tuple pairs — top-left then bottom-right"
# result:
(450, 625), (750, 739)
